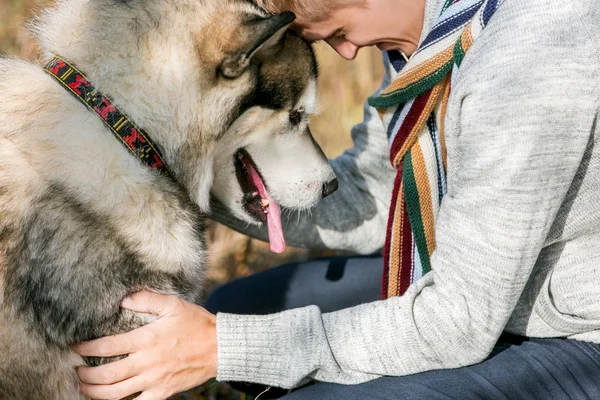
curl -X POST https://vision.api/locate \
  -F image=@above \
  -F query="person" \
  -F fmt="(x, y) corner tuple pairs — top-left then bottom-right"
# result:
(73, 0), (600, 398)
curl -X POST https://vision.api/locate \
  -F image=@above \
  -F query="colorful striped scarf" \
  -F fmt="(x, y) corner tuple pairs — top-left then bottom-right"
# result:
(369, 0), (505, 298)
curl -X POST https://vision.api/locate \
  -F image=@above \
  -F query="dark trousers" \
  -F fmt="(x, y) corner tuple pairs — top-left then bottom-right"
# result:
(205, 256), (600, 399)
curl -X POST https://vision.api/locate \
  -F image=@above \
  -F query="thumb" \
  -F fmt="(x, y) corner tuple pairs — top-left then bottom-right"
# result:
(121, 290), (178, 316)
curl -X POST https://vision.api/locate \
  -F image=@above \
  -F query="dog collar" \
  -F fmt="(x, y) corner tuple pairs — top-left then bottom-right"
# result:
(44, 56), (172, 177)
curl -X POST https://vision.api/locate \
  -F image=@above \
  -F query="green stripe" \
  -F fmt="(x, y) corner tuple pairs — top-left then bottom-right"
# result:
(368, 60), (453, 109)
(453, 35), (466, 67)
(441, 0), (455, 14)
(402, 152), (432, 275)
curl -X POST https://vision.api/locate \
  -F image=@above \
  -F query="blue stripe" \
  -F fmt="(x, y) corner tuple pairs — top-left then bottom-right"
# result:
(387, 50), (407, 73)
(427, 115), (446, 200)
(482, 0), (500, 25)
(387, 104), (405, 140)
(418, 0), (484, 51)
(385, 50), (407, 140)
(417, 21), (466, 55)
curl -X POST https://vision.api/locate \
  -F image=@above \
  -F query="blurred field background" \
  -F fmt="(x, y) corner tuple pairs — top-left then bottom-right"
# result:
(1, 1), (383, 398)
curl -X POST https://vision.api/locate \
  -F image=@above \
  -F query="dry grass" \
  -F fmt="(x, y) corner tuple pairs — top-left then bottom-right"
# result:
(1, 1), (383, 398)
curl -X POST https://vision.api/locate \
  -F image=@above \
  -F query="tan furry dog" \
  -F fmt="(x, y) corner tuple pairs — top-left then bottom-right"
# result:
(0, 0), (336, 398)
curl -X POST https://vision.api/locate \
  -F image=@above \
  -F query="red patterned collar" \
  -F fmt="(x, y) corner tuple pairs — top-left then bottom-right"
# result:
(44, 56), (172, 178)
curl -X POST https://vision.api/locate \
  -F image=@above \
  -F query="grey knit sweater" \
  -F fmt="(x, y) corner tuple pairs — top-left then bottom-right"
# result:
(211, 0), (600, 388)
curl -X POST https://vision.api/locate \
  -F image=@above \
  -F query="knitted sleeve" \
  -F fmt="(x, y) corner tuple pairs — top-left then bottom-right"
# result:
(209, 53), (397, 254)
(216, 0), (600, 387)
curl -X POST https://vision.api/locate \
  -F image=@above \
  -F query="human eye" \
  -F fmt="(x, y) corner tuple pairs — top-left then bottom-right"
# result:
(332, 29), (346, 38)
(324, 28), (346, 41)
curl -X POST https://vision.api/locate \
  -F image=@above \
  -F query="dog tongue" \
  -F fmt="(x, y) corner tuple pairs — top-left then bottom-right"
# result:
(245, 161), (286, 253)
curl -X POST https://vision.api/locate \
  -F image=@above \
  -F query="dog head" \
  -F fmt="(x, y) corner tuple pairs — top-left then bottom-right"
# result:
(209, 26), (340, 253)
(34, 0), (336, 252)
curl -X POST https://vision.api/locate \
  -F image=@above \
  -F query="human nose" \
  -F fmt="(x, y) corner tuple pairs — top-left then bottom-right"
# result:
(325, 37), (360, 60)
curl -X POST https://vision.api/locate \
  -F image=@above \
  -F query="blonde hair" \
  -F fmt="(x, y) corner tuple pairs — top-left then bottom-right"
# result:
(254, 0), (360, 22)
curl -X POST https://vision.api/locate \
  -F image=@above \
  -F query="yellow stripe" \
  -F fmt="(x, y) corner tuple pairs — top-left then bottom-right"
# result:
(381, 45), (454, 95)
(437, 75), (451, 171)
(61, 68), (73, 80)
(388, 183), (405, 296)
(461, 21), (474, 51)
(114, 117), (127, 131)
(411, 142), (436, 255)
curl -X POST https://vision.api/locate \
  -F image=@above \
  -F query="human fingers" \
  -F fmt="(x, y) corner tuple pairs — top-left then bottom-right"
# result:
(73, 332), (137, 358)
(121, 290), (183, 317)
(76, 353), (141, 385)
(80, 375), (146, 400)
(72, 320), (161, 357)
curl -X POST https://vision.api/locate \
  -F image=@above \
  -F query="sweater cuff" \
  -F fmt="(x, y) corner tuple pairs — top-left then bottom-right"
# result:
(216, 307), (320, 389)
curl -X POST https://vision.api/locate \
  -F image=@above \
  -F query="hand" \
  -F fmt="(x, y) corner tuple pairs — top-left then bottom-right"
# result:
(73, 291), (218, 400)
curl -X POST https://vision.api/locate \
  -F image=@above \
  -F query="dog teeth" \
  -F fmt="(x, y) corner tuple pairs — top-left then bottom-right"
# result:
(252, 191), (259, 197)
(261, 199), (270, 207)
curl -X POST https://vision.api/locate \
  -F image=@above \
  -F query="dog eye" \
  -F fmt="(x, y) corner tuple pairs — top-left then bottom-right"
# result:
(289, 109), (303, 125)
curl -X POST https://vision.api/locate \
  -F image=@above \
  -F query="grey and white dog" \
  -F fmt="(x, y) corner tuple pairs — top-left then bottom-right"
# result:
(0, 0), (336, 398)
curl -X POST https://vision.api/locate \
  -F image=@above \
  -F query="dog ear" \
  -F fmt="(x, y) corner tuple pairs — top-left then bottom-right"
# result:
(220, 11), (296, 79)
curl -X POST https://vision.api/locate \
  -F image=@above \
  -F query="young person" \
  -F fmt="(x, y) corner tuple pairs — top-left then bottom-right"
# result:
(74, 0), (600, 399)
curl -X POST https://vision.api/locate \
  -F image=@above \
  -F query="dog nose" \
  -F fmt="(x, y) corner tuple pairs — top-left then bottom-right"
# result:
(322, 178), (338, 198)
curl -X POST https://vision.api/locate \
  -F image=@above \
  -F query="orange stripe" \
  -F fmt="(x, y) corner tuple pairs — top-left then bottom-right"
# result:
(461, 21), (474, 51)
(381, 45), (455, 95)
(411, 142), (436, 255)
(388, 182), (405, 296)
(438, 75), (451, 171)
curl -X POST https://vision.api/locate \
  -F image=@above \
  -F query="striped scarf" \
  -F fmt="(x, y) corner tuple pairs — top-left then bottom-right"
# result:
(368, 0), (505, 299)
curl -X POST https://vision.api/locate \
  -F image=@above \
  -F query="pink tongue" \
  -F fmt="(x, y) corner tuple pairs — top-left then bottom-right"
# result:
(244, 161), (286, 253)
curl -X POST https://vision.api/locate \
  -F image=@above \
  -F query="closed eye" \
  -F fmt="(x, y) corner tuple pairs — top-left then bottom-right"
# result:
(331, 28), (346, 39)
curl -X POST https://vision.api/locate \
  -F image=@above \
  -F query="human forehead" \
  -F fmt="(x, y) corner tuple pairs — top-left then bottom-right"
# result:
(293, 8), (351, 42)
(294, 20), (338, 42)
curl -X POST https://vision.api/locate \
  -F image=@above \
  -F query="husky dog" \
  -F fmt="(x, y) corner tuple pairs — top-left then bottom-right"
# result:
(0, 0), (337, 398)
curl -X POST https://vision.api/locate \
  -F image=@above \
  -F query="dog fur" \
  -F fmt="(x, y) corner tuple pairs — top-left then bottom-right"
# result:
(0, 0), (336, 398)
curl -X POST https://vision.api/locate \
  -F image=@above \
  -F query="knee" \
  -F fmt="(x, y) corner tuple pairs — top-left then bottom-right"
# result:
(204, 271), (287, 315)
(204, 280), (246, 314)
